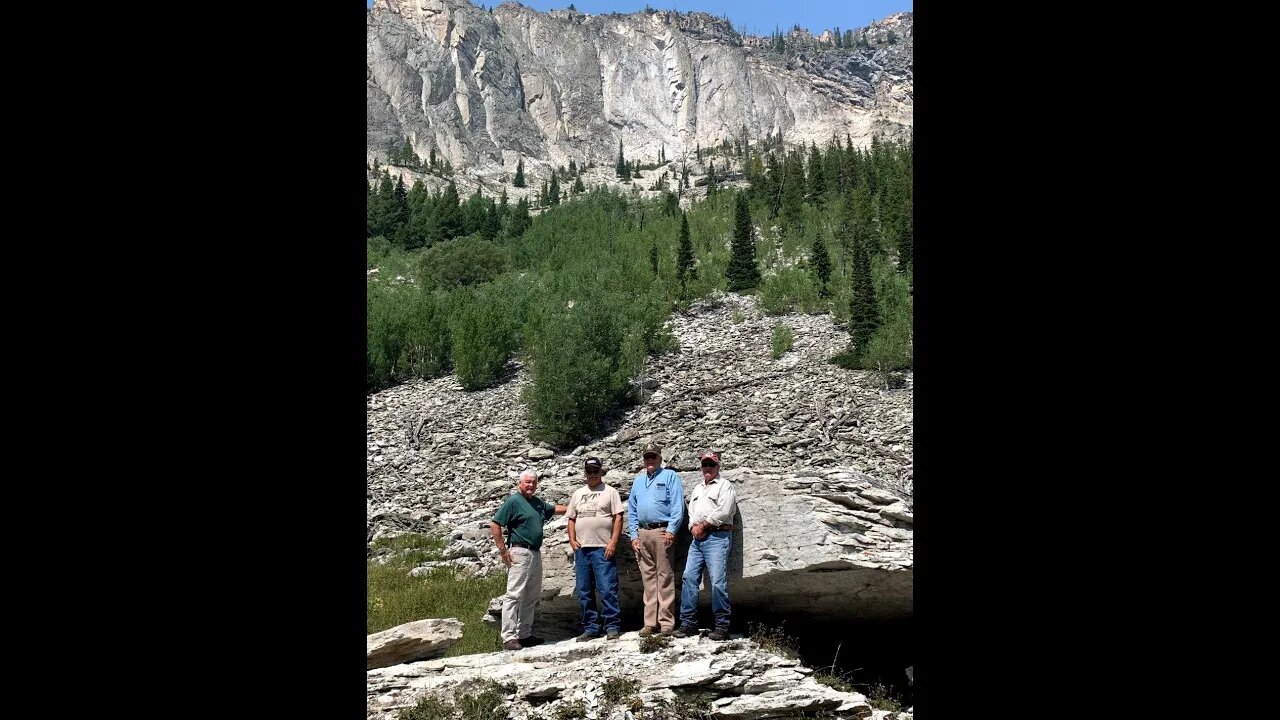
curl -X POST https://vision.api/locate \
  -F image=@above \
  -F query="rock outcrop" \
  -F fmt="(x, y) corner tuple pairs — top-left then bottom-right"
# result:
(367, 618), (465, 669)
(368, 1), (912, 189)
(366, 629), (912, 720)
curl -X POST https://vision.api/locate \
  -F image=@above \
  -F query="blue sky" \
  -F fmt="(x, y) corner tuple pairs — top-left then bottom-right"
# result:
(366, 1), (913, 38)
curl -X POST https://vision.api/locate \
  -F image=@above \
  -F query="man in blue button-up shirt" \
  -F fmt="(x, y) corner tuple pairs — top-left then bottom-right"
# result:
(627, 441), (685, 636)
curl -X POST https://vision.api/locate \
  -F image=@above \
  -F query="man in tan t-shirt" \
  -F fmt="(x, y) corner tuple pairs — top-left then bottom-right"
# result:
(566, 456), (626, 641)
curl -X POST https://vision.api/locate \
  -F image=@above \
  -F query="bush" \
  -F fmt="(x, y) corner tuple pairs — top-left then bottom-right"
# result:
(416, 236), (509, 291)
(770, 325), (794, 359)
(860, 316), (912, 388)
(524, 301), (629, 446)
(367, 284), (451, 392)
(759, 267), (825, 316)
(451, 286), (519, 390)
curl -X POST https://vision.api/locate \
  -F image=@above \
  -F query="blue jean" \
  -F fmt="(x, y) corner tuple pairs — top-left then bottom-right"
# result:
(574, 546), (620, 634)
(679, 530), (731, 629)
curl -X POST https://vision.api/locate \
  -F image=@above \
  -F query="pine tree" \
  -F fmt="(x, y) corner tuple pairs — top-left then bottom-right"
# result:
(706, 159), (717, 196)
(429, 146), (437, 170)
(548, 173), (560, 205)
(807, 142), (826, 204)
(573, 176), (585, 193)
(812, 235), (832, 297)
(649, 240), (659, 276)
(898, 197), (912, 272)
(676, 210), (695, 289)
(433, 182), (462, 242)
(393, 175), (407, 211)
(726, 192), (761, 291)
(513, 159), (526, 187)
(616, 141), (627, 179)
(847, 234), (880, 358)
(540, 180), (549, 207)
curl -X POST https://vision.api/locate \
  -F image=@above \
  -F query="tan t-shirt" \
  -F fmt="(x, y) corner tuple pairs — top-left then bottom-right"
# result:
(567, 483), (625, 547)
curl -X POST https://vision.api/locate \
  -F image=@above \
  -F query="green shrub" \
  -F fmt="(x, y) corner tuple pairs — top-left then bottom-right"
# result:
(451, 286), (518, 390)
(367, 284), (451, 392)
(416, 236), (509, 291)
(524, 300), (628, 446)
(758, 267), (823, 315)
(770, 325), (794, 359)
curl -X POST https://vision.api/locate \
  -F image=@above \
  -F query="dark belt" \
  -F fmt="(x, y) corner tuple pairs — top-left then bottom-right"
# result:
(509, 542), (536, 550)
(640, 522), (668, 530)
(711, 524), (733, 531)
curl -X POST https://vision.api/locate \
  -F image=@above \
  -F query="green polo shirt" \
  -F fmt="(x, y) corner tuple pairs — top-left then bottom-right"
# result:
(493, 493), (557, 549)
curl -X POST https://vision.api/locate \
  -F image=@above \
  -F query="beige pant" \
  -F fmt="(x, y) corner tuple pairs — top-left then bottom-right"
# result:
(636, 528), (677, 631)
(501, 547), (543, 642)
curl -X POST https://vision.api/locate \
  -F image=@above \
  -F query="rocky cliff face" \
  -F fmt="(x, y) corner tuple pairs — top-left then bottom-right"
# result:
(367, 0), (912, 185)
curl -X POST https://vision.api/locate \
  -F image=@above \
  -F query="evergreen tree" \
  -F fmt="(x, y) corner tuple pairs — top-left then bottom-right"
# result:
(434, 182), (462, 242)
(569, 159), (577, 176)
(706, 159), (717, 196)
(393, 175), (408, 212)
(812, 235), (832, 297)
(513, 158), (525, 187)
(847, 233), (880, 358)
(649, 240), (659, 276)
(898, 197), (913, 272)
(616, 141), (628, 179)
(509, 197), (532, 237)
(676, 210), (695, 289)
(540, 180), (549, 207)
(726, 192), (761, 291)
(548, 173), (560, 205)
(780, 150), (806, 228)
(573, 176), (585, 193)
(807, 142), (826, 204)
(429, 146), (437, 169)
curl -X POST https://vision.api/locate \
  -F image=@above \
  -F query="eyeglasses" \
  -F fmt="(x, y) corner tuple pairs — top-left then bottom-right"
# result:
(643, 454), (659, 459)
(701, 461), (719, 468)
(586, 469), (603, 475)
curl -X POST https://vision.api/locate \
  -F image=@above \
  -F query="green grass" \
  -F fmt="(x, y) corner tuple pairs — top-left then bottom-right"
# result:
(747, 621), (800, 659)
(371, 532), (447, 554)
(368, 534), (508, 656)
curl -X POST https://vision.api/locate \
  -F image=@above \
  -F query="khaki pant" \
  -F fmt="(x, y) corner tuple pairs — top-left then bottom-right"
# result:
(501, 547), (543, 642)
(636, 528), (677, 632)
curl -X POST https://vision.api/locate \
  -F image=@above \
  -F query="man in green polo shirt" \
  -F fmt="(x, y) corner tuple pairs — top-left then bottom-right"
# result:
(489, 469), (567, 651)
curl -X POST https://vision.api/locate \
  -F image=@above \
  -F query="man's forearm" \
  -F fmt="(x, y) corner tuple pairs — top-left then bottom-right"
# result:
(490, 521), (506, 550)
(611, 514), (623, 544)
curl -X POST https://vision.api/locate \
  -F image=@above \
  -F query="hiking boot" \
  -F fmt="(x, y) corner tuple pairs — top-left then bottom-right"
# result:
(518, 636), (544, 647)
(708, 627), (730, 641)
(638, 627), (657, 637)
(659, 627), (675, 637)
(502, 639), (522, 651)
(575, 631), (598, 642)
(673, 625), (698, 638)
(605, 628), (620, 640)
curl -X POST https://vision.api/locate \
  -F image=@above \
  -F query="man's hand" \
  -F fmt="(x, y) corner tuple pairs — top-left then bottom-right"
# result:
(569, 538), (582, 551)
(692, 522), (707, 541)
(500, 548), (513, 567)
(631, 537), (642, 553)
(663, 531), (674, 548)
(605, 541), (617, 559)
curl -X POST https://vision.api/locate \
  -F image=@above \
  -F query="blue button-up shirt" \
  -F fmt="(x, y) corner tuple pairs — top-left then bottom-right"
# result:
(627, 467), (685, 536)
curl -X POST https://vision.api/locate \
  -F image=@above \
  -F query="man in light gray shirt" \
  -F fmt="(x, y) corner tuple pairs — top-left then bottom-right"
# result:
(675, 450), (739, 641)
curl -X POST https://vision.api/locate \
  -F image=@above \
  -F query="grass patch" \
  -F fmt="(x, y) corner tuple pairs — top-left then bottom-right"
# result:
(747, 621), (800, 659)
(770, 325), (794, 359)
(601, 677), (640, 706)
(371, 533), (447, 554)
(813, 670), (855, 693)
(398, 680), (512, 720)
(639, 634), (672, 653)
(862, 681), (903, 713)
(368, 536), (508, 656)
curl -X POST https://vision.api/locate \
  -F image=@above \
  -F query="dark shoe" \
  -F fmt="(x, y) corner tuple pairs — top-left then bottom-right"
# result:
(575, 631), (598, 642)
(518, 636), (544, 647)
(638, 627), (656, 637)
(606, 629), (620, 640)
(659, 627), (675, 637)
(673, 625), (698, 638)
(502, 639), (522, 651)
(708, 627), (730, 641)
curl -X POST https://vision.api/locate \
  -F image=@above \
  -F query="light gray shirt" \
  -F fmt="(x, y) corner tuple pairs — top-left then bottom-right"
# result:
(689, 476), (738, 528)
